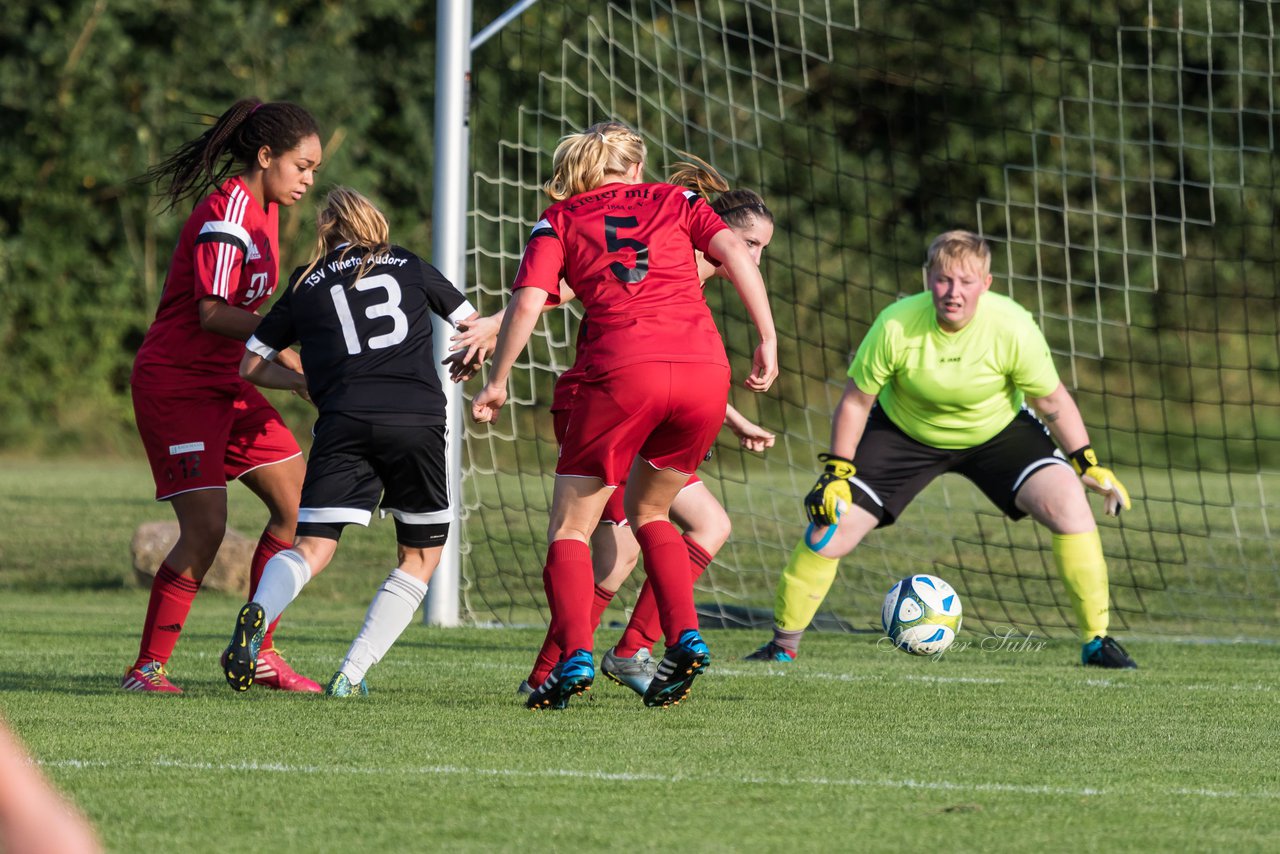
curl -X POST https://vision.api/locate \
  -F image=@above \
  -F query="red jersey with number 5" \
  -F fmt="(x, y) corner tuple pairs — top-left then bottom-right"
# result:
(132, 176), (280, 389)
(513, 181), (729, 377)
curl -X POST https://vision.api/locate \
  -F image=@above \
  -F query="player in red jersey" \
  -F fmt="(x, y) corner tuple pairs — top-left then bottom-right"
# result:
(472, 121), (778, 709)
(451, 160), (777, 697)
(123, 98), (323, 694)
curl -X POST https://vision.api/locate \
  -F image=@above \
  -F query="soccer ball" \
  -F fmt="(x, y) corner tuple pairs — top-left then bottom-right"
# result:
(881, 574), (963, 656)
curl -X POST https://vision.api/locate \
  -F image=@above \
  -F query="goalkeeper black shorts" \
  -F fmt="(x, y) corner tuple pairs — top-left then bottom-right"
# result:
(847, 406), (1069, 527)
(296, 413), (451, 547)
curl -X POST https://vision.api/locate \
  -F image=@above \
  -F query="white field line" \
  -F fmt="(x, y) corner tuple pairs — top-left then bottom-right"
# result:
(38, 757), (1280, 801)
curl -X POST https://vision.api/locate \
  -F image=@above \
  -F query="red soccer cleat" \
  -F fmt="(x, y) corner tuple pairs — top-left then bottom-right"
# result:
(253, 647), (322, 692)
(121, 661), (183, 693)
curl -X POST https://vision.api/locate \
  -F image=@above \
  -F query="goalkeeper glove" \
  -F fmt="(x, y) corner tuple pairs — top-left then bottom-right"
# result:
(1069, 445), (1131, 517)
(804, 454), (856, 527)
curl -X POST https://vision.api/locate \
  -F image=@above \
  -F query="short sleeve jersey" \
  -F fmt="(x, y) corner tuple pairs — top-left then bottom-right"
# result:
(247, 245), (475, 425)
(848, 291), (1061, 449)
(132, 176), (280, 389)
(512, 181), (730, 377)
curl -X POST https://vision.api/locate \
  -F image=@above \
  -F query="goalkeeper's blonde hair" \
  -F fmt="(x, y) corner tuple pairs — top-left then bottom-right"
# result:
(545, 121), (646, 201)
(926, 229), (991, 277)
(296, 186), (391, 288)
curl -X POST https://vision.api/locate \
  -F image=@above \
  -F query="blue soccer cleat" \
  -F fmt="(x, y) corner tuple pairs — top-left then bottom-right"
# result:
(223, 602), (267, 692)
(644, 629), (711, 708)
(526, 649), (594, 710)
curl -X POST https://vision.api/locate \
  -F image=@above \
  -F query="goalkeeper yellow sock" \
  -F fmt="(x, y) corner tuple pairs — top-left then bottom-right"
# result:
(774, 538), (840, 632)
(1053, 531), (1110, 641)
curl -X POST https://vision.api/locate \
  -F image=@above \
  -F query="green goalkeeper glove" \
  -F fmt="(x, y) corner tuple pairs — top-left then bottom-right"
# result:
(804, 454), (856, 527)
(1069, 446), (1131, 517)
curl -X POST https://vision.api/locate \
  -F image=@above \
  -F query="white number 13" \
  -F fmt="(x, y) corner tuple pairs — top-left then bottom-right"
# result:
(330, 274), (408, 355)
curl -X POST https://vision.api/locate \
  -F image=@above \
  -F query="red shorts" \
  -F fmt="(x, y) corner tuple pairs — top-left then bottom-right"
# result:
(553, 409), (703, 526)
(132, 381), (302, 500)
(555, 361), (729, 486)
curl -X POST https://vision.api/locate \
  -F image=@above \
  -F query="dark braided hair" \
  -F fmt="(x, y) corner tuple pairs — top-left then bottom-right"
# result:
(146, 98), (320, 210)
(667, 152), (773, 229)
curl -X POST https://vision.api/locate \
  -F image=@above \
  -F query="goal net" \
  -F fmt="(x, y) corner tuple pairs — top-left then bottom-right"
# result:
(460, 0), (1280, 641)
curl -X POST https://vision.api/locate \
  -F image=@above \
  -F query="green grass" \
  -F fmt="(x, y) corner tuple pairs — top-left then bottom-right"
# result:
(1, 591), (1278, 852)
(2, 459), (1278, 850)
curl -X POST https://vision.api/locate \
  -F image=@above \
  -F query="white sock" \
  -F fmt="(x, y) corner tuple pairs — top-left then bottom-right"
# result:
(253, 549), (312, 626)
(339, 569), (428, 684)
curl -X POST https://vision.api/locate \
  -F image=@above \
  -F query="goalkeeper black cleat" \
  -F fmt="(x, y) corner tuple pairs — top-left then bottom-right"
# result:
(743, 640), (797, 663)
(223, 602), (267, 692)
(643, 629), (711, 708)
(1082, 635), (1137, 669)
(526, 649), (594, 710)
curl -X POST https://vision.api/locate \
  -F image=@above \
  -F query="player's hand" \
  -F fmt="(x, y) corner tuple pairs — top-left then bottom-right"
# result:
(471, 384), (507, 423)
(730, 419), (775, 453)
(450, 313), (500, 367)
(804, 453), (855, 527)
(1070, 446), (1131, 516)
(441, 350), (482, 383)
(745, 338), (778, 392)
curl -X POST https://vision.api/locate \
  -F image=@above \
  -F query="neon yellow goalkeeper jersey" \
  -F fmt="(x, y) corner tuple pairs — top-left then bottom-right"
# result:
(848, 291), (1060, 449)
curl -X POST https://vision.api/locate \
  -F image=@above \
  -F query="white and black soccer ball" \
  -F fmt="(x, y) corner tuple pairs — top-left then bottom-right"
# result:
(881, 574), (963, 656)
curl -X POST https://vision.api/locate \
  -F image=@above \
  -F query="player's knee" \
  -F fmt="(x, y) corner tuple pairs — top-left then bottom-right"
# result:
(177, 516), (227, 562)
(1028, 492), (1095, 535)
(688, 510), (731, 555)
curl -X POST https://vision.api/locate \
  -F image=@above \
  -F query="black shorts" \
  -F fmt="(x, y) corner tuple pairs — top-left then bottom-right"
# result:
(848, 406), (1069, 528)
(297, 413), (452, 548)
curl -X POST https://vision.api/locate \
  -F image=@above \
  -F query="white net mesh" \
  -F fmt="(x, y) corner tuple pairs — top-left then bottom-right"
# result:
(461, 0), (1280, 639)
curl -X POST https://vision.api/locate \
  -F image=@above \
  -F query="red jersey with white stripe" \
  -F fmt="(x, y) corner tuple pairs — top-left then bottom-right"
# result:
(513, 181), (729, 378)
(132, 176), (280, 389)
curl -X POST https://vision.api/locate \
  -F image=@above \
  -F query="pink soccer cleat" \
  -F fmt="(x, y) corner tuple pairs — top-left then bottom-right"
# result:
(253, 647), (322, 692)
(121, 661), (182, 693)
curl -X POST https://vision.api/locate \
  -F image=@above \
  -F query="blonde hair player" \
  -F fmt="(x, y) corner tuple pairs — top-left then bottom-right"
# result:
(746, 229), (1137, 668)
(222, 187), (478, 696)
(473, 121), (778, 709)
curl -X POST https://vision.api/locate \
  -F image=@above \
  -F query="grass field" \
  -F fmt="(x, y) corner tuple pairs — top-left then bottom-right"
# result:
(3, 459), (1279, 851)
(2, 591), (1279, 852)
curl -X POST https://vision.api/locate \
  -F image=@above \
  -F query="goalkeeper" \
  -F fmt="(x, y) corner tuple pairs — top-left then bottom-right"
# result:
(746, 229), (1137, 669)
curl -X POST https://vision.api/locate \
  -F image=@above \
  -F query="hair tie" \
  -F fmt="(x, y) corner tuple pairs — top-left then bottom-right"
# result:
(596, 132), (607, 142)
(250, 103), (264, 115)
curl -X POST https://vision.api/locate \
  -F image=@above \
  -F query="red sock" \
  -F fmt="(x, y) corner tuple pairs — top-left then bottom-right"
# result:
(527, 629), (561, 689)
(528, 582), (613, 687)
(133, 562), (201, 669)
(633, 521), (698, 643)
(617, 534), (713, 656)
(250, 529), (291, 648)
(590, 584), (615, 632)
(544, 539), (595, 654)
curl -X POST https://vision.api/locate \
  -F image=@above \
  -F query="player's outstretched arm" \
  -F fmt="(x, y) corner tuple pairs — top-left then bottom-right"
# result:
(446, 282), (576, 383)
(471, 287), (549, 423)
(708, 229), (777, 392)
(724, 403), (775, 452)
(1026, 382), (1131, 516)
(805, 381), (876, 527)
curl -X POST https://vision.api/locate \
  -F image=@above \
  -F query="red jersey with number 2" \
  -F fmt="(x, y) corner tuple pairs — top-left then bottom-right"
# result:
(132, 175), (280, 389)
(512, 181), (729, 376)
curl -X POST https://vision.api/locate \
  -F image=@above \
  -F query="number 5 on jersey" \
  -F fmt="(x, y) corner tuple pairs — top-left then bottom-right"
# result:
(605, 215), (648, 283)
